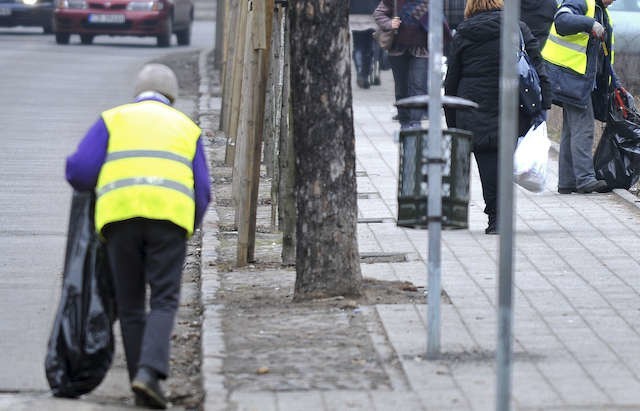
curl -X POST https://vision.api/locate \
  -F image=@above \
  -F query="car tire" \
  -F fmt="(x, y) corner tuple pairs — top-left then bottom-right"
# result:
(156, 17), (172, 47)
(176, 23), (191, 46)
(80, 34), (94, 45)
(55, 33), (70, 45)
(43, 22), (53, 34)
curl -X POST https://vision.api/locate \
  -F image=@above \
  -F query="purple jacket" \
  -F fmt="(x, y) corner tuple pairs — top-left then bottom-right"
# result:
(66, 95), (211, 230)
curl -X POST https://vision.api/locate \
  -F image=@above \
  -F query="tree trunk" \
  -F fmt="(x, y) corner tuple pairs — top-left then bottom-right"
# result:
(290, 0), (362, 300)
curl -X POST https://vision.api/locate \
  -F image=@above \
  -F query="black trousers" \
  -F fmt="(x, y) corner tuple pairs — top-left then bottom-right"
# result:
(352, 29), (374, 77)
(473, 150), (498, 218)
(103, 218), (186, 380)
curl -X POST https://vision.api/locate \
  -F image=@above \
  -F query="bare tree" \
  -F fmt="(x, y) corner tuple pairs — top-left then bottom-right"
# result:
(289, 0), (362, 300)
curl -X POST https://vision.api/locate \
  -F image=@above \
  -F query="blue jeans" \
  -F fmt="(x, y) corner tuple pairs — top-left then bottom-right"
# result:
(389, 51), (428, 128)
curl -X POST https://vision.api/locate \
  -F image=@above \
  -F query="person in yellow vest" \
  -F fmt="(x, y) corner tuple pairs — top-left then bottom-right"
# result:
(65, 63), (210, 409)
(542, 0), (619, 194)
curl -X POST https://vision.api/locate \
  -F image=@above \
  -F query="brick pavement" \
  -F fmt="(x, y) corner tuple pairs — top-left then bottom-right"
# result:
(200, 59), (640, 410)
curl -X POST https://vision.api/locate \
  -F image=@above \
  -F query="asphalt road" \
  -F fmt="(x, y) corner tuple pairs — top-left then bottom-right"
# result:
(0, 19), (214, 397)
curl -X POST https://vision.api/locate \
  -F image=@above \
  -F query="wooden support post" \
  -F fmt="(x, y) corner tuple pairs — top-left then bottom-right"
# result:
(262, 8), (278, 181)
(268, 4), (284, 229)
(214, 0), (225, 70)
(220, 0), (239, 134)
(278, 7), (295, 266)
(224, 0), (248, 165)
(234, 0), (272, 265)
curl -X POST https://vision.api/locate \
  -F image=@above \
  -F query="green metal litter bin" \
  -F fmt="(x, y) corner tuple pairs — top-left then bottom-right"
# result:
(397, 127), (473, 229)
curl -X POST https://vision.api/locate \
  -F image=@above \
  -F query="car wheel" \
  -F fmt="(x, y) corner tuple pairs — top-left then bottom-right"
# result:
(176, 23), (191, 46)
(55, 33), (70, 45)
(156, 17), (172, 47)
(80, 34), (94, 45)
(43, 22), (53, 34)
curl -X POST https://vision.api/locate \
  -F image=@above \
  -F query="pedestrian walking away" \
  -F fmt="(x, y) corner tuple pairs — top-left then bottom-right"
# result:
(65, 63), (211, 409)
(444, 0), (551, 234)
(350, 0), (383, 89)
(374, 0), (431, 130)
(542, 0), (619, 194)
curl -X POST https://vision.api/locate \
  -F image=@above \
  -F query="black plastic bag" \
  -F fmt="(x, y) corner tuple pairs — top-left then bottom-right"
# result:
(44, 191), (116, 398)
(594, 89), (640, 189)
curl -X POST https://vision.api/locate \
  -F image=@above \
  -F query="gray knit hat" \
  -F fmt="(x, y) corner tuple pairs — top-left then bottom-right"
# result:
(133, 63), (178, 103)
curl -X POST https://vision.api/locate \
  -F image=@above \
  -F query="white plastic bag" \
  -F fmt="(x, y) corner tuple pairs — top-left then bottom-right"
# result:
(514, 121), (550, 192)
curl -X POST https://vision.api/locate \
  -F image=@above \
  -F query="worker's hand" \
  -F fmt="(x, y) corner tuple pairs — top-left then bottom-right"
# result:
(591, 21), (605, 40)
(391, 16), (401, 30)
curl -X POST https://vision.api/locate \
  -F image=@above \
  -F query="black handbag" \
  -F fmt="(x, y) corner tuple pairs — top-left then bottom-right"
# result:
(518, 30), (543, 117)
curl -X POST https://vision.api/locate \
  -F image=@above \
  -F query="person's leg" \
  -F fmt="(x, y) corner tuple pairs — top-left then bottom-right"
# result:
(566, 102), (599, 189)
(137, 220), (186, 379)
(389, 52), (411, 128)
(474, 150), (499, 233)
(360, 29), (375, 79)
(352, 30), (370, 89)
(558, 107), (576, 192)
(103, 219), (146, 382)
(370, 37), (382, 85)
(407, 55), (429, 126)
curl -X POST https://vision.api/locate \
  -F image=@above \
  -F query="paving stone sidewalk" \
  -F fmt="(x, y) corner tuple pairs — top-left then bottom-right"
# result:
(199, 61), (640, 411)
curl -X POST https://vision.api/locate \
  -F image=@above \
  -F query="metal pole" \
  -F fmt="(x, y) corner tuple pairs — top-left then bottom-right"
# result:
(426, 0), (443, 359)
(497, 1), (520, 410)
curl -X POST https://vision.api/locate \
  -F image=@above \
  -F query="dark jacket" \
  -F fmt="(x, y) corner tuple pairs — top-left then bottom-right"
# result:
(351, 0), (379, 15)
(444, 0), (466, 31)
(520, 0), (558, 48)
(444, 10), (551, 151)
(543, 0), (615, 112)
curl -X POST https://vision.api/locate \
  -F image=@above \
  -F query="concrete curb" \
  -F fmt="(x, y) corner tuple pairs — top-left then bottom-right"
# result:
(197, 48), (227, 411)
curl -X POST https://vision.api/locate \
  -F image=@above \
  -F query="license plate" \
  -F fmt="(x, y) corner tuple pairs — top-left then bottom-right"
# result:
(88, 13), (125, 23)
(0, 8), (11, 16)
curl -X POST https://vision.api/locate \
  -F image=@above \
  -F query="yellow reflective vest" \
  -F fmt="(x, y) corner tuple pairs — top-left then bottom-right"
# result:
(542, 0), (614, 75)
(95, 100), (201, 236)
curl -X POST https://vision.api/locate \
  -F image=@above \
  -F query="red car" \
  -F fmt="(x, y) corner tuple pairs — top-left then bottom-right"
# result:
(53, 0), (193, 47)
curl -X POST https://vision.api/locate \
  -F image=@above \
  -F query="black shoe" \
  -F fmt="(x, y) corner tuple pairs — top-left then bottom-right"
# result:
(356, 75), (370, 89)
(132, 367), (167, 409)
(576, 180), (609, 194)
(485, 214), (498, 235)
(135, 392), (153, 408)
(558, 186), (576, 194)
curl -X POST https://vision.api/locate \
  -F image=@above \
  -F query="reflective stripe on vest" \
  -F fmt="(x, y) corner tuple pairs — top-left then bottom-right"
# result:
(96, 100), (201, 236)
(542, 0), (595, 75)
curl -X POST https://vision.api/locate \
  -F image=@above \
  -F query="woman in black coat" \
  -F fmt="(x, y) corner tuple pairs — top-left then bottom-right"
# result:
(444, 0), (551, 234)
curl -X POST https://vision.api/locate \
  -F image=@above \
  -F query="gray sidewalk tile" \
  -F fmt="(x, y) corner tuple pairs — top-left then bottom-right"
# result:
(367, 391), (426, 411)
(229, 392), (277, 411)
(276, 391), (325, 411)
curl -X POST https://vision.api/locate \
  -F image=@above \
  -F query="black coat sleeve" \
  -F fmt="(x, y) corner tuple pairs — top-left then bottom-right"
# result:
(444, 35), (463, 128)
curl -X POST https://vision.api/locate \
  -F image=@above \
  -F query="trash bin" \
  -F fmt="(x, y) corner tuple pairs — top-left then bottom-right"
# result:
(397, 127), (473, 229)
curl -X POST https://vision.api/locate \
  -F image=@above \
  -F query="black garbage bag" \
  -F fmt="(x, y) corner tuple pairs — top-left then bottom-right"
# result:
(594, 89), (640, 189)
(44, 191), (116, 398)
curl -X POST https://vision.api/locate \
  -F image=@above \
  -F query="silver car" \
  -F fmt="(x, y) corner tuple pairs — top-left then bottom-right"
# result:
(609, 0), (640, 54)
